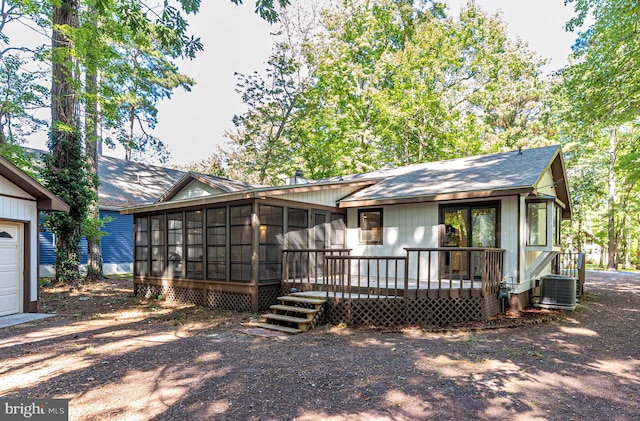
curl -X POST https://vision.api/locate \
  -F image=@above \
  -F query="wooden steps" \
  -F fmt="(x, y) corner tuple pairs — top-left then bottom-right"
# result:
(258, 295), (327, 334)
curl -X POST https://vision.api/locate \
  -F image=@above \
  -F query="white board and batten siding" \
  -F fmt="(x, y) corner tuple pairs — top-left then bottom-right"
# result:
(1, 174), (39, 315)
(344, 196), (523, 284)
(500, 195), (520, 291)
(278, 185), (366, 208)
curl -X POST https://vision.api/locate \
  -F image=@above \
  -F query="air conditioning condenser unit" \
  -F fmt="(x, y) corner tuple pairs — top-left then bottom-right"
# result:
(536, 274), (577, 310)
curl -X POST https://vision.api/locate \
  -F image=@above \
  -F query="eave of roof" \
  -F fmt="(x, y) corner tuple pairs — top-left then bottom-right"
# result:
(0, 156), (69, 212)
(338, 186), (535, 208)
(121, 178), (377, 214)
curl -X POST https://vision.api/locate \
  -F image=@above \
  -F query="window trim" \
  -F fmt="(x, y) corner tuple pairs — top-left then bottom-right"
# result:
(358, 208), (383, 245)
(526, 199), (551, 247)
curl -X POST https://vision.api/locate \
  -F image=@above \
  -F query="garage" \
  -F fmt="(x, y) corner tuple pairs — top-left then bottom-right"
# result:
(0, 223), (22, 316)
(0, 155), (68, 316)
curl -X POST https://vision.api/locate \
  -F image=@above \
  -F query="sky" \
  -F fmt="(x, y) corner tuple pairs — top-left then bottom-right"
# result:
(23, 0), (580, 167)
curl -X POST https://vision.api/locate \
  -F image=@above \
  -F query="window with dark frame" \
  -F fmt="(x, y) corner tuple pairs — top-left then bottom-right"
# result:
(259, 205), (283, 282)
(206, 207), (227, 281)
(150, 215), (165, 276)
(134, 216), (148, 276)
(330, 213), (346, 248)
(358, 209), (383, 244)
(230, 205), (252, 283)
(186, 211), (204, 279)
(167, 212), (184, 278)
(287, 208), (308, 249)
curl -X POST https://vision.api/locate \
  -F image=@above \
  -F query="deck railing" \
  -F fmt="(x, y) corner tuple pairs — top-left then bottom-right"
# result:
(282, 247), (504, 300)
(325, 255), (408, 299)
(405, 248), (504, 297)
(553, 251), (586, 296)
(281, 248), (351, 293)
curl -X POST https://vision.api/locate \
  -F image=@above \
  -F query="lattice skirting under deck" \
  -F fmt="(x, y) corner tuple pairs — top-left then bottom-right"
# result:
(258, 284), (283, 311)
(326, 295), (502, 326)
(135, 282), (502, 326)
(135, 283), (253, 312)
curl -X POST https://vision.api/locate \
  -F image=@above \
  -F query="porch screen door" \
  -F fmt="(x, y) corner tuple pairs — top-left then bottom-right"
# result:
(441, 204), (498, 279)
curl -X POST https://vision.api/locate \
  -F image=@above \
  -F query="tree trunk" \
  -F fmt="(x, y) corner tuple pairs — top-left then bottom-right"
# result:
(47, 0), (85, 282)
(85, 7), (103, 279)
(606, 128), (617, 270)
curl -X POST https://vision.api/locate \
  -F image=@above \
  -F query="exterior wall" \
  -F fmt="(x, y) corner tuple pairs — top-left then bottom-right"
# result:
(0, 174), (39, 312)
(501, 195), (520, 291)
(278, 185), (366, 208)
(98, 211), (133, 274)
(40, 209), (133, 277)
(345, 197), (521, 282)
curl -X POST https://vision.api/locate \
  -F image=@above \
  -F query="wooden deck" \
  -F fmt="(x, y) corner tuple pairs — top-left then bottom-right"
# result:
(282, 247), (505, 301)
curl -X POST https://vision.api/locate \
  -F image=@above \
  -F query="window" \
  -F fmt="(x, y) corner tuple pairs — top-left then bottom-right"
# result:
(150, 215), (165, 276)
(287, 208), (308, 249)
(259, 205), (283, 282)
(527, 202), (547, 246)
(358, 209), (383, 244)
(330, 213), (346, 248)
(186, 211), (204, 279)
(554, 205), (562, 247)
(134, 217), (148, 276)
(207, 208), (227, 280)
(440, 203), (500, 278)
(167, 213), (183, 278)
(230, 205), (252, 282)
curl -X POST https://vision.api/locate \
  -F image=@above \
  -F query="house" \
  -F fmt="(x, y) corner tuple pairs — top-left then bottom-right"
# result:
(122, 145), (577, 325)
(0, 156), (68, 316)
(38, 153), (186, 276)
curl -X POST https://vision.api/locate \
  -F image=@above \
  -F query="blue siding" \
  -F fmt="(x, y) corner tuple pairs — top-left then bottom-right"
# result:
(39, 224), (57, 265)
(39, 210), (133, 266)
(101, 211), (133, 264)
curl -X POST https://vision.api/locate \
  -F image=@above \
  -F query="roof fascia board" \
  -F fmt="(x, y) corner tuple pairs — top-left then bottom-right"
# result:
(124, 179), (377, 214)
(156, 173), (197, 203)
(0, 157), (69, 212)
(338, 187), (534, 208)
(121, 192), (259, 214)
(251, 179), (377, 197)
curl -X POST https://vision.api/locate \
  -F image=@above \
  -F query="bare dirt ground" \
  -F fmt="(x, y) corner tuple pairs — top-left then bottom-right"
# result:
(1, 271), (638, 421)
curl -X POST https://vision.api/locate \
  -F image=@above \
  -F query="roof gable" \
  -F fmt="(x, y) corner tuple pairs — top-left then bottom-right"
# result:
(0, 155), (69, 212)
(157, 173), (255, 203)
(171, 179), (227, 201)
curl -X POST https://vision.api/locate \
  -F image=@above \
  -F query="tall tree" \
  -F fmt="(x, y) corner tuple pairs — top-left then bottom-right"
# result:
(42, 0), (91, 282)
(226, 0), (552, 183)
(561, 0), (640, 268)
(0, 1), (49, 171)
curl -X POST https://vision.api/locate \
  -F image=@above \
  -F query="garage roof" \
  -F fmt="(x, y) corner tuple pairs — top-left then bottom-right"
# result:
(0, 155), (69, 212)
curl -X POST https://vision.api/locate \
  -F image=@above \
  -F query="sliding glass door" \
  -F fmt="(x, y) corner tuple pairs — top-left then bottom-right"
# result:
(441, 203), (499, 279)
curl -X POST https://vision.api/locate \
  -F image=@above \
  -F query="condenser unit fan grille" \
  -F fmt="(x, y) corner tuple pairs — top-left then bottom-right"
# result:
(540, 275), (577, 308)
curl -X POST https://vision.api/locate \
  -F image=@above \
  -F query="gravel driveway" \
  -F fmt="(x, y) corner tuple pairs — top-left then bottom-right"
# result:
(0, 270), (638, 420)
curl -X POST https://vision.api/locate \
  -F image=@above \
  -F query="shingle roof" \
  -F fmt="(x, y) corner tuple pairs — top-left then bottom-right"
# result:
(338, 145), (563, 205)
(24, 149), (188, 209)
(97, 155), (187, 208)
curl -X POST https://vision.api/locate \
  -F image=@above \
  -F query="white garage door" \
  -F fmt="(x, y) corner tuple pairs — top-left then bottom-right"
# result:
(0, 223), (22, 316)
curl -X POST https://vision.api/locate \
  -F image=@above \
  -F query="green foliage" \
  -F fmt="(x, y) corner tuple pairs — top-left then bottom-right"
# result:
(81, 215), (114, 242)
(42, 133), (93, 282)
(226, 0), (552, 184)
(0, 55), (49, 147)
(559, 0), (640, 267)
